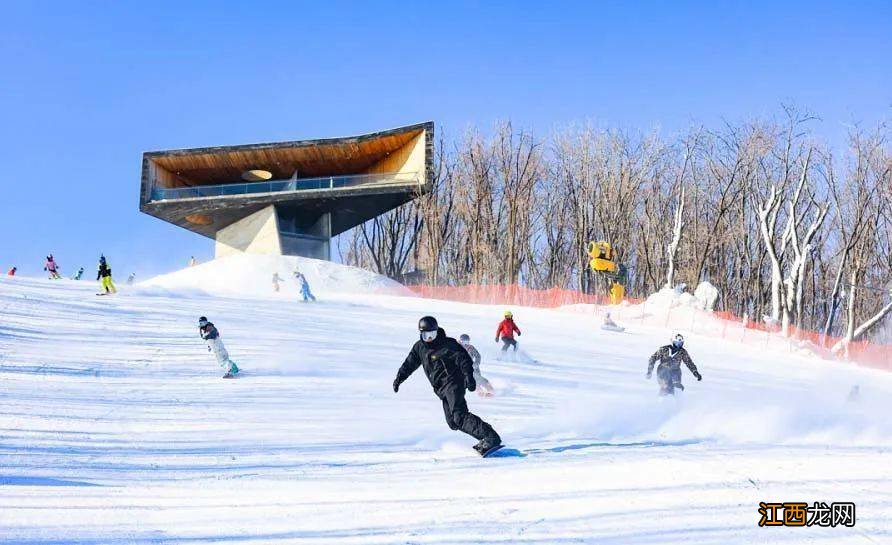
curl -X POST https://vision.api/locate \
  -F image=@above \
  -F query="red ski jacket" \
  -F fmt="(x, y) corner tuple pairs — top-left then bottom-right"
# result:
(496, 318), (521, 340)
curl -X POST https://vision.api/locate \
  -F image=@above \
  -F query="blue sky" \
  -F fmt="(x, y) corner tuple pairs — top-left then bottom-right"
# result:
(1, 1), (890, 277)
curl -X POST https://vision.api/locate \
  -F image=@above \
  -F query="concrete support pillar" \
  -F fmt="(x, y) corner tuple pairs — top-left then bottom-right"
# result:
(215, 205), (282, 258)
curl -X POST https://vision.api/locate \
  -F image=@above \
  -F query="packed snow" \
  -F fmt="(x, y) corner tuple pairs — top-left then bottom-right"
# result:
(141, 253), (411, 298)
(1, 258), (891, 544)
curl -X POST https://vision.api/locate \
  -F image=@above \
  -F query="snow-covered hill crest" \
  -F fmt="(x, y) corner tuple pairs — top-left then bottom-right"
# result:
(139, 253), (411, 298)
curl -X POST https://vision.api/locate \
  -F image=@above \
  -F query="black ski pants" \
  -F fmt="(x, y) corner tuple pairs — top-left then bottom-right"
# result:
(500, 336), (518, 352)
(657, 364), (683, 395)
(439, 385), (498, 441)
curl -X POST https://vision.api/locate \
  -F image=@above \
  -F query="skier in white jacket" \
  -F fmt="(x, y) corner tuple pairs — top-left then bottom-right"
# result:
(198, 316), (239, 378)
(459, 334), (494, 397)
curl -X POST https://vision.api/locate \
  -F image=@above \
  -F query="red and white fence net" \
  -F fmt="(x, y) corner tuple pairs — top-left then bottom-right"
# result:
(407, 284), (891, 372)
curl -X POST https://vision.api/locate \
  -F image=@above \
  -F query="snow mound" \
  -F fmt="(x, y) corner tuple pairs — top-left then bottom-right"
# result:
(644, 285), (699, 309)
(645, 282), (719, 312)
(139, 253), (410, 298)
(693, 281), (720, 311)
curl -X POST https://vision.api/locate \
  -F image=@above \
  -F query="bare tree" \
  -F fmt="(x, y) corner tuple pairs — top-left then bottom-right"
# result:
(337, 111), (891, 350)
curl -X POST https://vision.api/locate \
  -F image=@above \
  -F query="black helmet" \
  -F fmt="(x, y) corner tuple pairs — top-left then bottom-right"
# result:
(672, 333), (684, 349)
(198, 316), (209, 327)
(418, 316), (438, 332)
(459, 334), (470, 343)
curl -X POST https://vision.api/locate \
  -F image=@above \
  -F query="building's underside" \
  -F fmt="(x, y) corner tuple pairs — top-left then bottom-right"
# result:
(139, 122), (433, 260)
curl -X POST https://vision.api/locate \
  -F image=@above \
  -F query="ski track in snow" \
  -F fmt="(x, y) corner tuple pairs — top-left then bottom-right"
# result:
(1, 272), (891, 544)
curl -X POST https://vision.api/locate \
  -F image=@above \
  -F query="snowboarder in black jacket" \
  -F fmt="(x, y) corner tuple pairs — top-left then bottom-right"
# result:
(394, 316), (502, 455)
(647, 333), (702, 395)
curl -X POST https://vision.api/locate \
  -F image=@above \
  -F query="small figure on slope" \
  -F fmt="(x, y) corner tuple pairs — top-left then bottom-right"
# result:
(44, 255), (61, 279)
(72, 267), (84, 280)
(198, 316), (240, 378)
(294, 270), (316, 302)
(646, 334), (701, 396)
(126, 273), (136, 286)
(393, 316), (502, 456)
(495, 310), (521, 354)
(459, 334), (495, 397)
(7, 266), (16, 276)
(189, 256), (197, 267)
(96, 255), (117, 294)
(601, 311), (625, 332)
(272, 272), (281, 292)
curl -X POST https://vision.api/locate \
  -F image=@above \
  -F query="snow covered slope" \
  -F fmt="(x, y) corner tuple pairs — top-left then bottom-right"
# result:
(1, 269), (891, 544)
(140, 253), (411, 298)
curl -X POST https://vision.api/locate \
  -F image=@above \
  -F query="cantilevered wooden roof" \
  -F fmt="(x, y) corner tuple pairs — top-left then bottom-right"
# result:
(139, 122), (434, 240)
(145, 123), (428, 185)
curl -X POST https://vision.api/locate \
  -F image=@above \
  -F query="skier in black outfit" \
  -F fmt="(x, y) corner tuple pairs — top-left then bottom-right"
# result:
(393, 316), (502, 456)
(646, 333), (702, 395)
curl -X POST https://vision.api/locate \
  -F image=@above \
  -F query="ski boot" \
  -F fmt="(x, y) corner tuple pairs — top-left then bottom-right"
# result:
(222, 361), (239, 379)
(474, 434), (503, 457)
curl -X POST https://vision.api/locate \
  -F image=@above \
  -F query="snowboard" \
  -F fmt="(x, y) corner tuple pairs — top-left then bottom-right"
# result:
(485, 447), (525, 458)
(480, 444), (505, 457)
(601, 324), (625, 332)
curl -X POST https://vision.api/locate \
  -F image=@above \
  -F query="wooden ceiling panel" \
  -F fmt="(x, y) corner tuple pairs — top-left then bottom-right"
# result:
(150, 128), (423, 185)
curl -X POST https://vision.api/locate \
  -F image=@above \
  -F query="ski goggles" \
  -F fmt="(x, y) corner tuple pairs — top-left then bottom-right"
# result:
(420, 330), (437, 342)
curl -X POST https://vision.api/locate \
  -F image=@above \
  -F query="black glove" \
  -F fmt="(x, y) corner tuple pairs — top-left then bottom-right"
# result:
(393, 379), (401, 393)
(694, 372), (702, 381)
(495, 337), (500, 343)
(466, 377), (477, 392)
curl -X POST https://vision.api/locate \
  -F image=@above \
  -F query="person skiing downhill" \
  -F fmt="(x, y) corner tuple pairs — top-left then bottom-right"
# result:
(459, 334), (494, 397)
(294, 270), (316, 302)
(198, 316), (240, 378)
(72, 267), (84, 280)
(393, 316), (502, 456)
(96, 255), (117, 294)
(646, 334), (702, 396)
(272, 272), (282, 292)
(495, 310), (521, 353)
(601, 311), (625, 332)
(7, 266), (16, 276)
(126, 273), (136, 286)
(44, 255), (61, 279)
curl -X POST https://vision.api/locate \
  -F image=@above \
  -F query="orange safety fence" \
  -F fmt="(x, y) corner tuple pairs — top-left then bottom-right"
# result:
(407, 284), (615, 308)
(406, 283), (892, 372)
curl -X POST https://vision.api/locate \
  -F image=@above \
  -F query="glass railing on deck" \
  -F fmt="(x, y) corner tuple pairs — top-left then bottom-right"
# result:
(150, 172), (421, 201)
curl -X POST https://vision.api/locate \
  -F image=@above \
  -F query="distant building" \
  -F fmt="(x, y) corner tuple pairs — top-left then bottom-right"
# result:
(139, 123), (433, 260)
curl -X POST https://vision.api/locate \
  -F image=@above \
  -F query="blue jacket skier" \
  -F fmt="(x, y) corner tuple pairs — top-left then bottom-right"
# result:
(294, 270), (316, 302)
